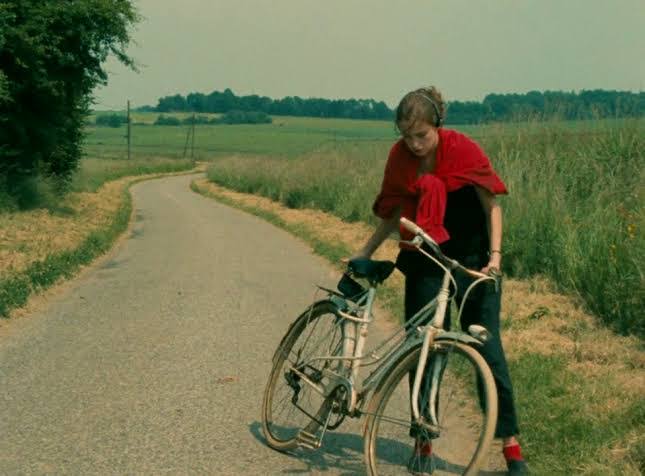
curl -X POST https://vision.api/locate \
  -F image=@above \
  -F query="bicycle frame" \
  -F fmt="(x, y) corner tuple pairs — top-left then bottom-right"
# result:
(269, 216), (499, 457)
(298, 262), (485, 427)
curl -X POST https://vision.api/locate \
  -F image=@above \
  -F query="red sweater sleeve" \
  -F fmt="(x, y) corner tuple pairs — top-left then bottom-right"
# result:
(372, 143), (409, 219)
(438, 132), (508, 195)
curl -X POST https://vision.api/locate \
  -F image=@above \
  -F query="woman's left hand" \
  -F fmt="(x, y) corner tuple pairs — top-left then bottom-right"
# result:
(481, 254), (501, 275)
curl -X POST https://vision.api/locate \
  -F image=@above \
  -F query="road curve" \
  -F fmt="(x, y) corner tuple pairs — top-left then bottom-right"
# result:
(0, 174), (369, 475)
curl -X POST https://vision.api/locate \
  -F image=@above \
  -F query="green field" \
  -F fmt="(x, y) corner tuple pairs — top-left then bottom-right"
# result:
(85, 111), (637, 161)
(85, 113), (485, 159)
(86, 114), (385, 158)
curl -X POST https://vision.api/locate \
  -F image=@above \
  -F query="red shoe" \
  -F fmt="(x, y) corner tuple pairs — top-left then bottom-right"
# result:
(407, 440), (435, 475)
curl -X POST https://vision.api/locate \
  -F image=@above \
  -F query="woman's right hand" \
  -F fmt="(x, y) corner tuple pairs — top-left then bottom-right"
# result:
(344, 213), (399, 265)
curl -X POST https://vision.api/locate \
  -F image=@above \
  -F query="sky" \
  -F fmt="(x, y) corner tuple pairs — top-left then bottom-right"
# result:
(94, 0), (645, 110)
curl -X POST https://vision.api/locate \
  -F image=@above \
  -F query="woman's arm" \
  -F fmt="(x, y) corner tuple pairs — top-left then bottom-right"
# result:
(353, 209), (401, 259)
(475, 186), (502, 273)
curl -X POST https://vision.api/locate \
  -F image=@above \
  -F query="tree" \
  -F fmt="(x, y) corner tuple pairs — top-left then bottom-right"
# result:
(96, 113), (127, 128)
(212, 110), (272, 125)
(0, 4), (12, 160)
(0, 0), (139, 199)
(157, 94), (187, 112)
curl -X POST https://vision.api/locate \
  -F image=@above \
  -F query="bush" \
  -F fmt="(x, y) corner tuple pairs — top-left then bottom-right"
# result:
(95, 114), (127, 128)
(0, 174), (63, 212)
(212, 110), (272, 125)
(154, 114), (182, 126)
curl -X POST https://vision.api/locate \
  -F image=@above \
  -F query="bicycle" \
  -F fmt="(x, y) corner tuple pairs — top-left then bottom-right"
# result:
(261, 217), (499, 475)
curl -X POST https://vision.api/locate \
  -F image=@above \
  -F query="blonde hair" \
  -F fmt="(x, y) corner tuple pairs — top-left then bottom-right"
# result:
(395, 86), (446, 130)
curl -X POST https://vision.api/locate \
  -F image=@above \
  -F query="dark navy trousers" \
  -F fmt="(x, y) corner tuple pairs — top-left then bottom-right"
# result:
(397, 249), (520, 438)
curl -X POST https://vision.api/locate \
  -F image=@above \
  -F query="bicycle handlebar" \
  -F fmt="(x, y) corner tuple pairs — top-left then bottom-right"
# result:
(399, 217), (492, 281)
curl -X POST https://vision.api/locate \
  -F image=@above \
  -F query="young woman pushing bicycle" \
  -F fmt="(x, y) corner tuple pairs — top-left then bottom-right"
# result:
(352, 86), (529, 476)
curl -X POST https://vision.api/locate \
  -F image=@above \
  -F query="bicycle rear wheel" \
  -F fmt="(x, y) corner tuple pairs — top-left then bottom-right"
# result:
(364, 341), (497, 475)
(261, 300), (344, 451)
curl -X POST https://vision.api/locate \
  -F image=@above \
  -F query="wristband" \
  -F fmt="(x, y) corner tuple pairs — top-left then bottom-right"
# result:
(490, 250), (502, 255)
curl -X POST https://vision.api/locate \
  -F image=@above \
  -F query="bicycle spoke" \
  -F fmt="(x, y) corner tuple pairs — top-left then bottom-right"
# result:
(262, 301), (345, 450)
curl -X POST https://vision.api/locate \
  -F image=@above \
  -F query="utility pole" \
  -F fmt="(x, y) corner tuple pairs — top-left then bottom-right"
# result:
(190, 112), (196, 160)
(127, 100), (131, 160)
(182, 126), (190, 159)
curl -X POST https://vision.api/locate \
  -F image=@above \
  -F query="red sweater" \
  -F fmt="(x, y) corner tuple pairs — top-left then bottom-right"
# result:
(372, 128), (507, 243)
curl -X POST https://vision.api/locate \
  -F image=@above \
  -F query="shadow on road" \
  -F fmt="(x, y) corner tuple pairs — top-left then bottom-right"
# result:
(249, 422), (506, 475)
(250, 421), (366, 474)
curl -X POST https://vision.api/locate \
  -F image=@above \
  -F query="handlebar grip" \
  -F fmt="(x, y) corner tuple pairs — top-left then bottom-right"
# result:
(461, 267), (489, 280)
(400, 217), (440, 248)
(400, 217), (498, 284)
(399, 217), (424, 236)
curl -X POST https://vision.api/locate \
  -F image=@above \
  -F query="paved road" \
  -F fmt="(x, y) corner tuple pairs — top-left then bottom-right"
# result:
(0, 174), (369, 475)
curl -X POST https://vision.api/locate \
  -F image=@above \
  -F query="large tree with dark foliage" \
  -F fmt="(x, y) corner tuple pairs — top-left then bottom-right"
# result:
(0, 0), (139, 197)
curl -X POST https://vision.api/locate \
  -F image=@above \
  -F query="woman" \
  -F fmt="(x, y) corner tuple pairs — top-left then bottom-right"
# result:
(352, 86), (529, 476)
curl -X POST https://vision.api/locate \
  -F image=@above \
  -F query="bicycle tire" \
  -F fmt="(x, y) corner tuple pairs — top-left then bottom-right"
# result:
(364, 341), (498, 475)
(261, 300), (344, 451)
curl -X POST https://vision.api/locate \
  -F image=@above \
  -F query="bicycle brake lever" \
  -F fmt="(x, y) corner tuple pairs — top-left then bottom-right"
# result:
(399, 236), (424, 248)
(487, 268), (501, 293)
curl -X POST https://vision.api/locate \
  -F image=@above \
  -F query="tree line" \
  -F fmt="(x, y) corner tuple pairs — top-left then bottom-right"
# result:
(147, 89), (644, 124)
(448, 90), (644, 124)
(149, 89), (393, 120)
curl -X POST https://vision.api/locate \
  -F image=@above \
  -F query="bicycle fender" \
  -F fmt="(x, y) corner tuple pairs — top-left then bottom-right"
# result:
(435, 332), (483, 346)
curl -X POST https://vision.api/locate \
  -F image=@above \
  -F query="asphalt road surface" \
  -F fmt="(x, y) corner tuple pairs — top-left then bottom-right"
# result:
(1, 174), (371, 475)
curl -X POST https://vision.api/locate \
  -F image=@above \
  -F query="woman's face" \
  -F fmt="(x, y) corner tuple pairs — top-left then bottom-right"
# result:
(399, 120), (439, 158)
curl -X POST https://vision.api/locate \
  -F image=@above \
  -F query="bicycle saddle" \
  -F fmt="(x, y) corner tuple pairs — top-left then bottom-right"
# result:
(347, 258), (395, 284)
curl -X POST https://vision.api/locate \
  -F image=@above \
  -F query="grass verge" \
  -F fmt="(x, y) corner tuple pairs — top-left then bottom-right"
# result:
(0, 187), (131, 316)
(191, 178), (644, 475)
(0, 166), (198, 318)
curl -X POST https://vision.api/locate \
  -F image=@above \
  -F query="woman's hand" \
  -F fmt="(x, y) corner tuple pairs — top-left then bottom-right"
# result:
(481, 251), (501, 275)
(343, 213), (400, 265)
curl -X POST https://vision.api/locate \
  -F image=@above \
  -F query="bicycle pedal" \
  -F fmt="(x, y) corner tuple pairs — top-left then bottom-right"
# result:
(297, 430), (322, 449)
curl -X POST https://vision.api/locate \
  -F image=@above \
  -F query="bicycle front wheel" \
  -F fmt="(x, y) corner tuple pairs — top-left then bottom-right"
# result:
(261, 300), (344, 451)
(364, 341), (498, 476)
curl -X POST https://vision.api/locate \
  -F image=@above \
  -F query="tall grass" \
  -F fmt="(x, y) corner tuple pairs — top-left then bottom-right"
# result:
(206, 142), (388, 222)
(207, 119), (644, 336)
(482, 121), (643, 336)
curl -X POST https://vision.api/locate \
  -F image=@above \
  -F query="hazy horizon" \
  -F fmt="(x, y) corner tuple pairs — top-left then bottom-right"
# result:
(94, 0), (645, 111)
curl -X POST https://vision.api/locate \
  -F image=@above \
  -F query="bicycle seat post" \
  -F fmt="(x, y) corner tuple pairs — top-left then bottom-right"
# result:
(346, 285), (376, 412)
